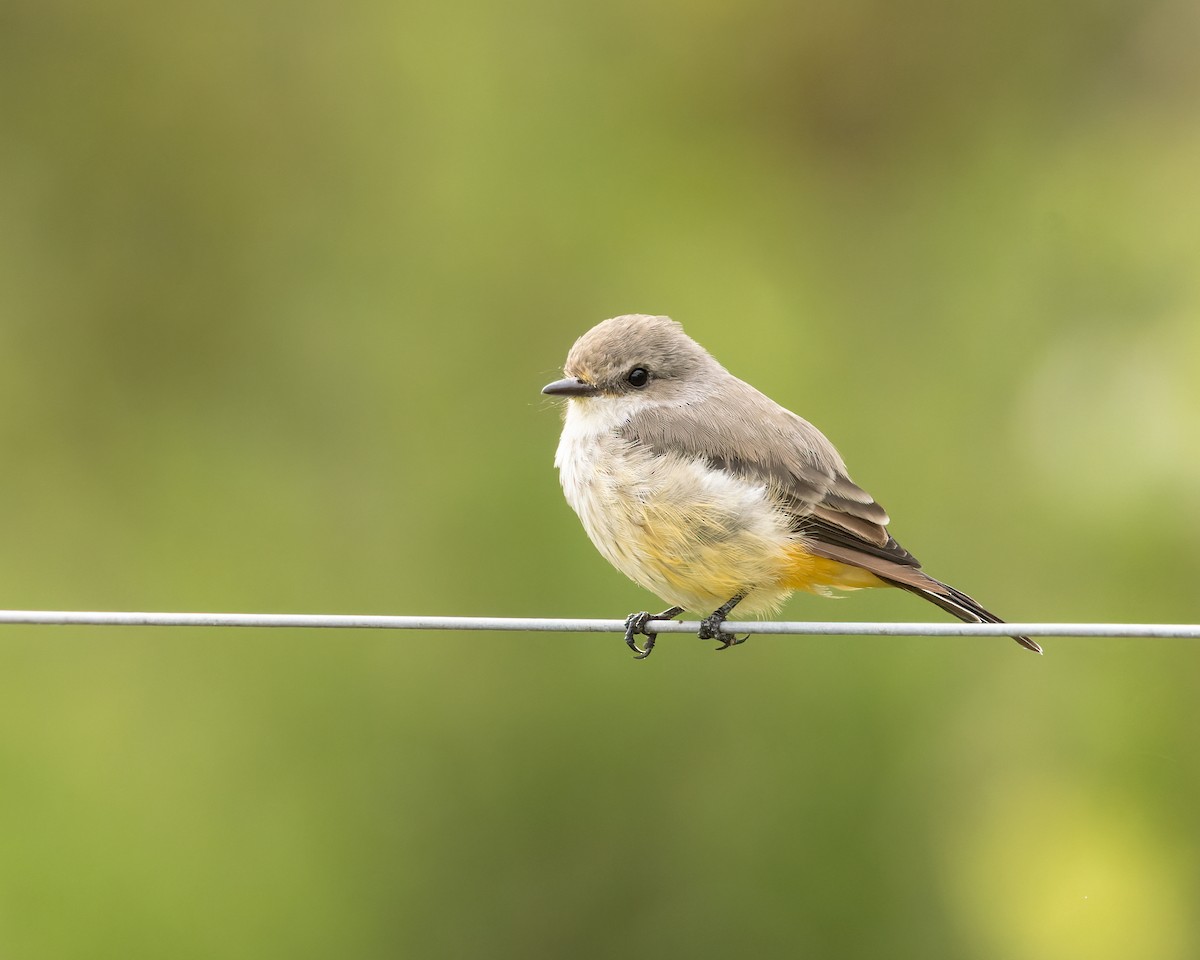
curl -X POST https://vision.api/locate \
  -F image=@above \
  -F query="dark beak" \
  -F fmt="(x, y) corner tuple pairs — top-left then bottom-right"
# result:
(542, 377), (599, 398)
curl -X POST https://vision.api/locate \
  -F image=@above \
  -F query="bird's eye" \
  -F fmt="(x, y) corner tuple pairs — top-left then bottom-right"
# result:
(627, 367), (650, 388)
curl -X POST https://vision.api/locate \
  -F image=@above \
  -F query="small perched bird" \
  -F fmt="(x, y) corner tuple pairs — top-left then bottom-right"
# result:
(543, 314), (1040, 658)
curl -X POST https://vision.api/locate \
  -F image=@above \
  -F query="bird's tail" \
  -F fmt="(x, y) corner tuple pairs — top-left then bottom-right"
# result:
(886, 571), (1042, 654)
(805, 541), (1041, 653)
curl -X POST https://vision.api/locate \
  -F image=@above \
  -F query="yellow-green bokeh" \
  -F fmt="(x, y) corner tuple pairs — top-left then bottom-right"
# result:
(1, 0), (1198, 956)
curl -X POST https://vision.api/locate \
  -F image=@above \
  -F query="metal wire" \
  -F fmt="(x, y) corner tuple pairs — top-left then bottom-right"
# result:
(0, 610), (1196, 638)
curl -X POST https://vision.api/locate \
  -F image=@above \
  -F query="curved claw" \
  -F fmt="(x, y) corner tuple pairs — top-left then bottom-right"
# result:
(623, 607), (684, 659)
(699, 612), (750, 652)
(623, 611), (655, 658)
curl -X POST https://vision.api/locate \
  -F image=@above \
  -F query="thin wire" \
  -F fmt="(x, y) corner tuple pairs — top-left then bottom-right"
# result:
(0, 610), (1196, 638)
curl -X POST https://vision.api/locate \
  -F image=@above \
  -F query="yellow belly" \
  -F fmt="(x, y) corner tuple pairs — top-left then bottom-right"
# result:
(782, 544), (885, 593)
(557, 424), (884, 614)
(591, 499), (885, 615)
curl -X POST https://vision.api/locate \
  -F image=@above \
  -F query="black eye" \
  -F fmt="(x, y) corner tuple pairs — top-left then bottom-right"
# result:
(627, 367), (649, 388)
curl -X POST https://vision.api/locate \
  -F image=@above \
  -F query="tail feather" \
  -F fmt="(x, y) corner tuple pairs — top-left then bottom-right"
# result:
(805, 542), (1041, 654)
(889, 574), (1043, 654)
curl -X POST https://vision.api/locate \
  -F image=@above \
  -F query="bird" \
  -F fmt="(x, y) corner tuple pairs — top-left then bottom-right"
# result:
(542, 313), (1040, 658)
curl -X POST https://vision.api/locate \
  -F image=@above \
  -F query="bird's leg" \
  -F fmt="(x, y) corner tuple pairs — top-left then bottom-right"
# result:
(623, 606), (684, 659)
(698, 593), (749, 650)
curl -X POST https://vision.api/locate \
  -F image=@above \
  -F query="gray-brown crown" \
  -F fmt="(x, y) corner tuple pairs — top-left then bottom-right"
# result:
(562, 314), (720, 396)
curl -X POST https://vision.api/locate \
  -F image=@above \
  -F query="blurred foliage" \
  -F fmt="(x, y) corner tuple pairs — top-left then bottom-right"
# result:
(1, 0), (1198, 956)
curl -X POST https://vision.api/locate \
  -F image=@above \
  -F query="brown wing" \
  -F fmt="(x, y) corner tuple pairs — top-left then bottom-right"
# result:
(617, 378), (919, 568)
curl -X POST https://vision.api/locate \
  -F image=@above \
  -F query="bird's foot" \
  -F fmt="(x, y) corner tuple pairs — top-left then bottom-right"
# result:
(697, 611), (750, 651)
(623, 606), (683, 659)
(623, 612), (655, 658)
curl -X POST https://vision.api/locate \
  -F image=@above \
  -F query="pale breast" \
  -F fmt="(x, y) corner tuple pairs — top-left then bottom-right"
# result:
(554, 401), (796, 613)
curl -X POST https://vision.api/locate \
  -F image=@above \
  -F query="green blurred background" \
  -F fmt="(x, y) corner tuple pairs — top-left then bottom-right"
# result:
(2, 0), (1198, 956)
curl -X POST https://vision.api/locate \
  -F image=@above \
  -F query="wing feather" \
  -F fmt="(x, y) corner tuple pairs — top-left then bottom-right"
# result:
(617, 382), (920, 569)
